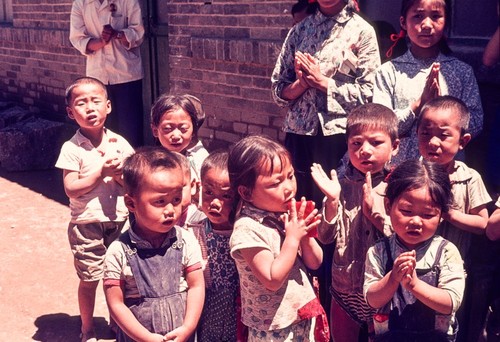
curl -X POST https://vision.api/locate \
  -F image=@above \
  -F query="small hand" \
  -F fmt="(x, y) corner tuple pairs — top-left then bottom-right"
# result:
(281, 198), (321, 242)
(164, 325), (191, 342)
(420, 62), (441, 108)
(362, 171), (374, 218)
(295, 52), (327, 90)
(310, 163), (341, 201)
(390, 250), (416, 284)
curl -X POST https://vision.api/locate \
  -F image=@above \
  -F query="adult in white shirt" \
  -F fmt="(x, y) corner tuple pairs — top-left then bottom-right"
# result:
(70, 0), (145, 147)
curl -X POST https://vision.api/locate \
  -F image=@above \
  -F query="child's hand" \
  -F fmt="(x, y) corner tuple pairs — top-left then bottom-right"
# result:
(296, 52), (328, 90)
(420, 62), (441, 108)
(362, 171), (374, 217)
(389, 250), (416, 284)
(294, 52), (310, 89)
(311, 163), (341, 201)
(282, 198), (321, 242)
(101, 157), (121, 178)
(164, 325), (191, 342)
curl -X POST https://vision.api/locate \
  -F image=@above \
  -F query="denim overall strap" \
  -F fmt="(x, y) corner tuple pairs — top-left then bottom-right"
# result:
(117, 228), (188, 340)
(375, 239), (450, 342)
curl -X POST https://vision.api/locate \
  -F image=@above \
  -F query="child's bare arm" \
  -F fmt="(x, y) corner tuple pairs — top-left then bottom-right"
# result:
(165, 268), (205, 342)
(402, 270), (453, 315)
(62, 158), (122, 198)
(366, 251), (416, 308)
(486, 208), (500, 241)
(104, 284), (166, 342)
(442, 205), (489, 234)
(299, 234), (323, 271)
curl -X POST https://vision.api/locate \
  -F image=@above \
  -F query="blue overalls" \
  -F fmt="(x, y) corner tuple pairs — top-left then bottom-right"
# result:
(116, 227), (193, 342)
(373, 238), (457, 342)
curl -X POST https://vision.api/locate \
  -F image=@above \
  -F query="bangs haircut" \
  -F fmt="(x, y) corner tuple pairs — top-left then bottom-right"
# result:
(65, 77), (108, 105)
(123, 146), (181, 196)
(385, 159), (452, 213)
(150, 94), (199, 135)
(228, 135), (291, 193)
(346, 103), (398, 142)
(418, 95), (470, 134)
(201, 149), (229, 180)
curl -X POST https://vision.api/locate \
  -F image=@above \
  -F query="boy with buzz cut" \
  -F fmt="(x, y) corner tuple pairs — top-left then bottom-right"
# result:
(103, 146), (205, 342)
(311, 103), (400, 342)
(55, 76), (135, 342)
(417, 95), (491, 342)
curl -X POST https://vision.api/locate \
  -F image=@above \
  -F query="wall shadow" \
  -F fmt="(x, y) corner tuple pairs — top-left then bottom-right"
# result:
(0, 168), (68, 206)
(32, 313), (114, 341)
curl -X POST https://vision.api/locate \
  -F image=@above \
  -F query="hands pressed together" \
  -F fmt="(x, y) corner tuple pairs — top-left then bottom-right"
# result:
(294, 51), (329, 92)
(390, 250), (418, 290)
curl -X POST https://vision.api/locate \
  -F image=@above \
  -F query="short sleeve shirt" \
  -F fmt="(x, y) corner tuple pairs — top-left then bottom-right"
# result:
(103, 226), (203, 298)
(230, 203), (316, 330)
(55, 128), (134, 223)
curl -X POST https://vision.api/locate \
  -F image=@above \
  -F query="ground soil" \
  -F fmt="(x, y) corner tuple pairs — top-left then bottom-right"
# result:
(0, 168), (115, 341)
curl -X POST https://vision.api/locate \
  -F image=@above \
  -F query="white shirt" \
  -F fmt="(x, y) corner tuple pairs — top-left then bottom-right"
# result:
(69, 0), (144, 85)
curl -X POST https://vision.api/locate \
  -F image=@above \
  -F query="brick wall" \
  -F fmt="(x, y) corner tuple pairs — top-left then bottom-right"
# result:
(165, 1), (294, 149)
(0, 1), (84, 121)
(0, 0), (295, 148)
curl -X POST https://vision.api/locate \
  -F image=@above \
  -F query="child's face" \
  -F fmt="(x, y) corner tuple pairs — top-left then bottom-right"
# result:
(66, 83), (111, 130)
(201, 167), (235, 230)
(152, 107), (194, 153)
(240, 156), (296, 213)
(386, 186), (441, 249)
(347, 128), (399, 175)
(400, 0), (445, 53)
(125, 168), (184, 238)
(418, 108), (470, 168)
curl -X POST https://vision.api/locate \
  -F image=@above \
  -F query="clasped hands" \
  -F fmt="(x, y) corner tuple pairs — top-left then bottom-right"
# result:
(294, 51), (329, 91)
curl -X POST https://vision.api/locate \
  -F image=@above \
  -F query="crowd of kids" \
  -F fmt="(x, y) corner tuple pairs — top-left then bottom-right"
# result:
(56, 0), (500, 341)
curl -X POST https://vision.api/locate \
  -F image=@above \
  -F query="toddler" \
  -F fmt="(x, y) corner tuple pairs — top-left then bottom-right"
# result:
(364, 159), (465, 341)
(229, 135), (329, 341)
(103, 147), (205, 342)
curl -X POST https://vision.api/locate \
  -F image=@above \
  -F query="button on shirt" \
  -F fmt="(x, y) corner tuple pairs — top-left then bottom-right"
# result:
(271, 5), (380, 136)
(70, 0), (144, 85)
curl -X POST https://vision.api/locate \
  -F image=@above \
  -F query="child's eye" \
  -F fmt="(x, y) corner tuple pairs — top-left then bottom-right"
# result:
(154, 199), (166, 206)
(204, 189), (214, 196)
(223, 193), (234, 200)
(173, 197), (182, 205)
(400, 209), (412, 216)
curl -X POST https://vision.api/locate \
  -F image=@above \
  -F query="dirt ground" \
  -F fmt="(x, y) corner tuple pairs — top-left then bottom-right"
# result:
(0, 168), (115, 341)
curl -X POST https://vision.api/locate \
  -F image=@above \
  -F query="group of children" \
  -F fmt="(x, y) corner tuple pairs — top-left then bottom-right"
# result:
(55, 0), (500, 341)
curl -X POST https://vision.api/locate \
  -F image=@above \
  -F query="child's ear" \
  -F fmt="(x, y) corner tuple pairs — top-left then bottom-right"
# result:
(399, 16), (407, 31)
(238, 185), (252, 202)
(106, 99), (112, 115)
(384, 197), (391, 213)
(66, 106), (75, 120)
(124, 194), (136, 212)
(459, 133), (472, 150)
(151, 125), (159, 138)
(391, 139), (400, 157)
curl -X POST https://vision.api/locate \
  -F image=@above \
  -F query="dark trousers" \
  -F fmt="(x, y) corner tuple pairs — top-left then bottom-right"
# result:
(284, 131), (347, 323)
(106, 79), (144, 147)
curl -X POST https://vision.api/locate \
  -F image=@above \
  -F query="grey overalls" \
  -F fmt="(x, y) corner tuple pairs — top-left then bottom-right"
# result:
(116, 227), (193, 342)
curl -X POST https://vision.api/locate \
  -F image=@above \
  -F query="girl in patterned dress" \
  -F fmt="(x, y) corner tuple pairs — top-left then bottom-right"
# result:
(228, 135), (329, 342)
(373, 0), (483, 166)
(191, 150), (244, 341)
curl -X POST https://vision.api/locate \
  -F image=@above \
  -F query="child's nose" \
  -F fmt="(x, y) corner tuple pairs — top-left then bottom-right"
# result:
(360, 142), (372, 155)
(409, 216), (423, 227)
(429, 136), (440, 146)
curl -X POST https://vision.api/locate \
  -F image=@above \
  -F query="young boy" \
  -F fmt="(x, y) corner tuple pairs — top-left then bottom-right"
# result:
(189, 150), (244, 341)
(417, 95), (492, 341)
(103, 146), (205, 341)
(55, 77), (134, 342)
(311, 103), (399, 341)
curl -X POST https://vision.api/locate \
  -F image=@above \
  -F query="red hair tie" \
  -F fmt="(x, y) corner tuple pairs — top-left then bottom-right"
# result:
(352, 0), (360, 12)
(386, 30), (405, 59)
(308, 0), (316, 3)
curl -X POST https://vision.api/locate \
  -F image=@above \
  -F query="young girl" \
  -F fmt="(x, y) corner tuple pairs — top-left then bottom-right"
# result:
(228, 135), (328, 341)
(151, 93), (209, 180)
(373, 0), (483, 165)
(191, 150), (245, 341)
(364, 159), (465, 341)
